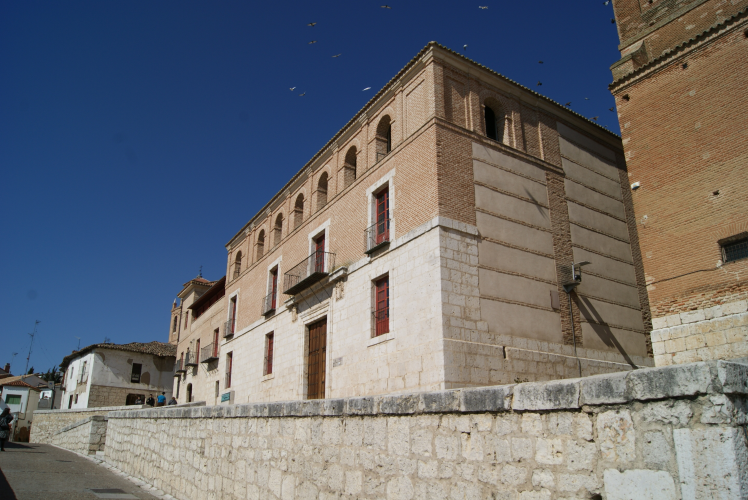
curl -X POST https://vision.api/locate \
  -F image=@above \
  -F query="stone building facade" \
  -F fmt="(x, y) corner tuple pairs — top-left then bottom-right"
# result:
(609, 0), (748, 365)
(173, 42), (654, 406)
(60, 341), (176, 409)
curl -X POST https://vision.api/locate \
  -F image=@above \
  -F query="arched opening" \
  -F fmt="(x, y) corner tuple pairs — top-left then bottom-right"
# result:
(343, 146), (357, 188)
(484, 99), (507, 144)
(376, 116), (392, 161)
(294, 194), (304, 229)
(256, 230), (265, 260)
(273, 213), (283, 247)
(233, 251), (242, 279)
(172, 316), (178, 332)
(186, 383), (192, 403)
(316, 172), (328, 211)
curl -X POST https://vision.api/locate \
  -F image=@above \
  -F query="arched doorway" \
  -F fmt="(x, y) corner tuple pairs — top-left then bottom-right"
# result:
(186, 383), (192, 403)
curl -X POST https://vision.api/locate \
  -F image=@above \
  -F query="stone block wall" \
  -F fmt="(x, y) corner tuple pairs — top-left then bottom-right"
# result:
(31, 405), (142, 444)
(652, 299), (748, 365)
(50, 416), (108, 455)
(104, 361), (748, 500)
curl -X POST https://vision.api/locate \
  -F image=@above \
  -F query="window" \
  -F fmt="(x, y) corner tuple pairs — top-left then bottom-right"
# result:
(184, 313), (189, 330)
(294, 194), (305, 229)
(264, 332), (274, 375)
(233, 251), (243, 279)
(264, 268), (278, 314)
(225, 352), (233, 388)
(195, 340), (200, 362)
(484, 99), (506, 144)
(316, 173), (328, 211)
(227, 296), (237, 336)
(314, 234), (326, 273)
(131, 363), (142, 383)
(375, 189), (390, 245)
(68, 395), (73, 409)
(256, 230), (265, 260)
(213, 328), (220, 357)
(273, 214), (284, 247)
(5, 394), (21, 405)
(721, 233), (748, 263)
(376, 116), (392, 161)
(343, 146), (357, 188)
(74, 394), (79, 403)
(374, 275), (390, 336)
(215, 381), (219, 398)
(176, 377), (180, 398)
(172, 316), (178, 332)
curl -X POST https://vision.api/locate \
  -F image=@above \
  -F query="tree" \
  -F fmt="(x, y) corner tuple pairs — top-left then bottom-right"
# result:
(27, 366), (34, 375)
(40, 366), (62, 383)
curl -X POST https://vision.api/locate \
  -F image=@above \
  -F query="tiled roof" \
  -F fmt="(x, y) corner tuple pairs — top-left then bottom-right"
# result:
(0, 376), (45, 390)
(60, 341), (177, 369)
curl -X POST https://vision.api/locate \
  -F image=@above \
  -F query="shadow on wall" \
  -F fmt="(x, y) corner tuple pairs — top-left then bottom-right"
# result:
(575, 295), (638, 368)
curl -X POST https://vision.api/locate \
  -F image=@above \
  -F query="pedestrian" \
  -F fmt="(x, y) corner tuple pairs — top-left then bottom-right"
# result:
(0, 408), (13, 451)
(167, 396), (177, 406)
(145, 394), (155, 407)
(134, 396), (143, 405)
(156, 392), (166, 407)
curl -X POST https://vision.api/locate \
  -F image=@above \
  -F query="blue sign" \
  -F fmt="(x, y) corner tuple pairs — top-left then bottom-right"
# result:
(221, 392), (231, 403)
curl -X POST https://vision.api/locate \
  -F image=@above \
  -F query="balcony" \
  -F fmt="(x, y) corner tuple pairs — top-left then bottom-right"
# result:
(261, 292), (276, 316)
(283, 251), (335, 295)
(184, 351), (198, 367)
(175, 359), (185, 374)
(224, 319), (235, 338)
(365, 218), (391, 254)
(200, 343), (219, 363)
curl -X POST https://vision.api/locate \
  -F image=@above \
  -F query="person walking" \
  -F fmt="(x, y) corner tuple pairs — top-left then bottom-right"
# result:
(167, 396), (177, 406)
(156, 392), (166, 407)
(145, 394), (155, 407)
(0, 408), (13, 451)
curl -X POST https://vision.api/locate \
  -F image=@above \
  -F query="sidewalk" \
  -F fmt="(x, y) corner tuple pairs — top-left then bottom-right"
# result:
(0, 442), (163, 500)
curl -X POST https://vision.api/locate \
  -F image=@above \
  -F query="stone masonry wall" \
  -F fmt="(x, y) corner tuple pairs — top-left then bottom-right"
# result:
(31, 405), (144, 444)
(104, 360), (748, 500)
(50, 416), (108, 455)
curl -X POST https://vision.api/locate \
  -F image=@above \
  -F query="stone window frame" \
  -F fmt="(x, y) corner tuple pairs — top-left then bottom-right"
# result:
(227, 289), (240, 337)
(265, 255), (283, 314)
(368, 269), (394, 346)
(307, 219), (331, 261)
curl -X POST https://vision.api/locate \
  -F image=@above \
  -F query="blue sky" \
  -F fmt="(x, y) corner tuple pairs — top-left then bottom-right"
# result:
(0, 1), (622, 374)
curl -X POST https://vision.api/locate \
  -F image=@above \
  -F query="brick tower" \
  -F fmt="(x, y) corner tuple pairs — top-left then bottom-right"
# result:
(609, 0), (748, 365)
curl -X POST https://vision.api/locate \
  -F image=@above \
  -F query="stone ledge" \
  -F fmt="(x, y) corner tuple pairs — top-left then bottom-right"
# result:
(35, 404), (147, 415)
(105, 361), (748, 419)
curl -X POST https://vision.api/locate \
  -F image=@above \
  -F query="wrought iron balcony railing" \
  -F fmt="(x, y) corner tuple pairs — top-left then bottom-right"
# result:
(224, 319), (235, 338)
(365, 218), (391, 254)
(200, 343), (219, 363)
(184, 351), (198, 367)
(175, 359), (185, 374)
(261, 291), (277, 315)
(373, 307), (390, 337)
(283, 251), (335, 295)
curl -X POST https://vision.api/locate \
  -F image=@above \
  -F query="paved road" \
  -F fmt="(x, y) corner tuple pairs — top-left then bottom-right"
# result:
(0, 442), (162, 500)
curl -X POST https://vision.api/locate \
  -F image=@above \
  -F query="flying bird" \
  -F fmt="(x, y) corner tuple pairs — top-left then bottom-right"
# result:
(308, 40), (317, 44)
(604, 1), (610, 5)
(308, 22), (316, 27)
(362, 87), (371, 91)
(538, 61), (543, 64)
(585, 97), (590, 100)
(463, 44), (468, 51)
(537, 81), (542, 86)
(332, 54), (341, 58)
(479, 6), (488, 9)
(592, 116), (599, 121)
(290, 87), (296, 91)
(609, 107), (615, 111)
(381, 5), (391, 8)
(299, 92), (306, 96)
(611, 18), (616, 23)
(565, 102), (572, 106)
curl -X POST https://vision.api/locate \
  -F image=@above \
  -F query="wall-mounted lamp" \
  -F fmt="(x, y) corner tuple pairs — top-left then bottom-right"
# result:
(631, 182), (640, 190)
(563, 261), (591, 293)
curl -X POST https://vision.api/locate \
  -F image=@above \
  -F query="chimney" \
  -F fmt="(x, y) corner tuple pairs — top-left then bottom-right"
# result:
(3, 363), (9, 373)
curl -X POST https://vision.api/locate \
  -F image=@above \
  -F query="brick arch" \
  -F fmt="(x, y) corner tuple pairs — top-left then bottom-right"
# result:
(478, 89), (519, 146)
(292, 189), (308, 230)
(710, 221), (748, 243)
(314, 167), (332, 212)
(272, 210), (286, 247)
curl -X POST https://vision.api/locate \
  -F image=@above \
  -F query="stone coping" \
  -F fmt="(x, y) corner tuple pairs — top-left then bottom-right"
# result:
(35, 401), (204, 415)
(108, 360), (748, 420)
(55, 415), (107, 435)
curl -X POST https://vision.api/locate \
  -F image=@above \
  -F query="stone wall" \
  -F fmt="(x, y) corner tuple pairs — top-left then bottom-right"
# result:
(31, 404), (143, 444)
(652, 298), (748, 366)
(104, 361), (748, 500)
(50, 416), (108, 455)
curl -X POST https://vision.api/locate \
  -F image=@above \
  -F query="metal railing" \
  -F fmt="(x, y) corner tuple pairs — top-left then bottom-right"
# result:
(184, 351), (198, 367)
(175, 359), (185, 374)
(373, 307), (390, 337)
(365, 218), (391, 254)
(200, 343), (219, 363)
(283, 251), (335, 295)
(261, 291), (277, 315)
(224, 319), (235, 338)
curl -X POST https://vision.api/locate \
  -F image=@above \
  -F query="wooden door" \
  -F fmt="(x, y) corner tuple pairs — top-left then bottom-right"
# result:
(376, 190), (389, 244)
(375, 276), (390, 336)
(314, 235), (325, 273)
(307, 319), (327, 399)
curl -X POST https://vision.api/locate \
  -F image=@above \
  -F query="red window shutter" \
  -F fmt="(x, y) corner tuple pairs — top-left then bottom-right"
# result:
(375, 276), (389, 336)
(315, 235), (325, 273)
(266, 333), (274, 375)
(271, 271), (278, 310)
(376, 190), (389, 244)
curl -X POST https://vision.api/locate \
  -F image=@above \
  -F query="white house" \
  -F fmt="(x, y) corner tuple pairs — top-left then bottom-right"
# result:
(0, 378), (42, 441)
(60, 341), (176, 409)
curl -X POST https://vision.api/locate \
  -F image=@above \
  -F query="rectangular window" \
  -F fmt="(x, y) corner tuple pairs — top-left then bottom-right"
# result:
(270, 269), (278, 310)
(722, 234), (748, 263)
(225, 352), (233, 389)
(131, 363), (142, 383)
(215, 381), (220, 398)
(374, 276), (390, 336)
(184, 313), (189, 329)
(375, 189), (390, 245)
(213, 328), (220, 357)
(314, 234), (326, 273)
(265, 332), (274, 376)
(227, 296), (237, 335)
(5, 394), (21, 405)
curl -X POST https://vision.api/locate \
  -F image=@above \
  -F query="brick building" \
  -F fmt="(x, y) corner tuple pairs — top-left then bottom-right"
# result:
(609, 1), (748, 365)
(171, 42), (654, 405)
